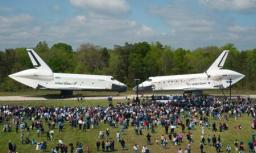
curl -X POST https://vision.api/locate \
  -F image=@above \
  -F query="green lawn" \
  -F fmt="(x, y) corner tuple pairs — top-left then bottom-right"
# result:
(0, 88), (255, 97)
(0, 100), (255, 153)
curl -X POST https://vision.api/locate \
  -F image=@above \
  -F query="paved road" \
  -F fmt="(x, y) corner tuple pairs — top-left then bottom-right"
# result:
(0, 95), (135, 101)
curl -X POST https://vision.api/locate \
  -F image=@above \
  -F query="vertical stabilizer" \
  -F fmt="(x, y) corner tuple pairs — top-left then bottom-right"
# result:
(27, 49), (52, 72)
(207, 50), (229, 73)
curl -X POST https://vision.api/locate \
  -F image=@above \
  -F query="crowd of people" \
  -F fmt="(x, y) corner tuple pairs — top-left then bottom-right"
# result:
(1, 95), (256, 153)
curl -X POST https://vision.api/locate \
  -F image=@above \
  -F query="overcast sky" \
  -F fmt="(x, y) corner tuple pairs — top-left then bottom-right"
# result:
(0, 0), (256, 50)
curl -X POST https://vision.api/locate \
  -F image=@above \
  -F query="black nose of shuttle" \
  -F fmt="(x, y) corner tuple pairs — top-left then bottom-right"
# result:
(112, 84), (127, 92)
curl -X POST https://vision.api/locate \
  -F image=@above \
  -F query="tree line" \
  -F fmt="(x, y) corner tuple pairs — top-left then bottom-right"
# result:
(0, 41), (255, 91)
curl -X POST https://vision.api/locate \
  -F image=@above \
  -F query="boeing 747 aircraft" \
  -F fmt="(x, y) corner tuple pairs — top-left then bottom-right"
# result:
(9, 49), (127, 96)
(137, 50), (245, 93)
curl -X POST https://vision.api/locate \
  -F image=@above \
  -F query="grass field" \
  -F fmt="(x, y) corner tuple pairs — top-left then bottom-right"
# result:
(0, 100), (255, 153)
(0, 88), (255, 97)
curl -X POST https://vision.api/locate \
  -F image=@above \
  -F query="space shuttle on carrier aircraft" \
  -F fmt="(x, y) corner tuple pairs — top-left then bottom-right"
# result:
(137, 50), (245, 93)
(9, 49), (127, 96)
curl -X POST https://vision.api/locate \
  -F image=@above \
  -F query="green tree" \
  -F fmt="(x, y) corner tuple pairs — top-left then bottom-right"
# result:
(49, 42), (74, 72)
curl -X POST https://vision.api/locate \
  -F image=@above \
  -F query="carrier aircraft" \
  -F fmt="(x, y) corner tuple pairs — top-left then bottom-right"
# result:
(9, 49), (127, 96)
(137, 50), (245, 94)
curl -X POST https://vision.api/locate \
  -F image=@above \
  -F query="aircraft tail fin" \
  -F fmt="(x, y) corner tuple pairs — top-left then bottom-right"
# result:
(207, 50), (229, 73)
(27, 49), (52, 72)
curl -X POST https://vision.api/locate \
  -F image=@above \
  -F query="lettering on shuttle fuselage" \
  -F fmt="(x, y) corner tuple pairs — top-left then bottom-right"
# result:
(55, 82), (77, 85)
(191, 82), (207, 85)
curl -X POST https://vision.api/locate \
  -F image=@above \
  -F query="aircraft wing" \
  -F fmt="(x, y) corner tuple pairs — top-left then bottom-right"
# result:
(38, 84), (110, 90)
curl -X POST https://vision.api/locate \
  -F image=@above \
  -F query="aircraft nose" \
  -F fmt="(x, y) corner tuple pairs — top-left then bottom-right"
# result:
(133, 81), (153, 91)
(232, 71), (245, 80)
(8, 72), (20, 79)
(237, 72), (245, 80)
(8, 71), (25, 78)
(112, 84), (127, 92)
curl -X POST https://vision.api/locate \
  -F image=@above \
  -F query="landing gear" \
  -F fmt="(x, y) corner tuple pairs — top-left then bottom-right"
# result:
(183, 90), (203, 97)
(60, 90), (73, 98)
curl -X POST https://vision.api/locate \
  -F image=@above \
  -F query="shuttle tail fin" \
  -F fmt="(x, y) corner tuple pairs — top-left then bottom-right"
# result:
(207, 50), (229, 73)
(27, 49), (52, 72)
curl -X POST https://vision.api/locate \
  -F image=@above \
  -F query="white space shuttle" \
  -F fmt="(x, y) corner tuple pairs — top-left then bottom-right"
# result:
(137, 50), (245, 92)
(9, 49), (127, 96)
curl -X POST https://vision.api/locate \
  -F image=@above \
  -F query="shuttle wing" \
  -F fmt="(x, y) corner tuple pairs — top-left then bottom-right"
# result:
(42, 84), (109, 90)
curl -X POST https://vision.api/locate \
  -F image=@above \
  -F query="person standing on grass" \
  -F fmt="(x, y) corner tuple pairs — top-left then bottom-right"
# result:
(226, 144), (231, 153)
(201, 136), (205, 145)
(146, 133), (151, 145)
(8, 141), (13, 153)
(120, 139), (126, 150)
(69, 143), (74, 153)
(186, 143), (191, 153)
(200, 142), (204, 153)
(141, 145), (146, 153)
(207, 135), (211, 145)
(96, 140), (100, 152)
(106, 128), (110, 137)
(101, 140), (105, 152)
(234, 139), (239, 151)
(212, 135), (217, 146)
(133, 144), (138, 153)
(116, 131), (120, 142)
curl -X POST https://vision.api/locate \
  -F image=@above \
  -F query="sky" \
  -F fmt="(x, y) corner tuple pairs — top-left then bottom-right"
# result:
(0, 0), (256, 50)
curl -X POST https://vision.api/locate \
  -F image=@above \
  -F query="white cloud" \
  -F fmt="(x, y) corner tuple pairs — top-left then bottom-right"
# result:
(202, 24), (256, 50)
(0, 14), (32, 30)
(228, 25), (249, 33)
(0, 14), (42, 49)
(227, 25), (256, 38)
(0, 13), (157, 50)
(151, 5), (215, 34)
(149, 3), (251, 49)
(136, 25), (155, 36)
(46, 14), (156, 46)
(201, 0), (256, 11)
(74, 15), (86, 24)
(69, 0), (129, 14)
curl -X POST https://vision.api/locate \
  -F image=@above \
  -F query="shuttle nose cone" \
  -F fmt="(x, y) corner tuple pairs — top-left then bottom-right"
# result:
(8, 74), (14, 79)
(112, 84), (127, 92)
(8, 72), (20, 80)
(237, 72), (245, 81)
(8, 71), (25, 79)
(240, 73), (245, 78)
(229, 71), (245, 86)
(233, 71), (245, 80)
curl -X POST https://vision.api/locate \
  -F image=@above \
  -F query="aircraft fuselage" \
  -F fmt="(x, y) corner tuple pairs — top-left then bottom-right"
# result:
(140, 69), (244, 91)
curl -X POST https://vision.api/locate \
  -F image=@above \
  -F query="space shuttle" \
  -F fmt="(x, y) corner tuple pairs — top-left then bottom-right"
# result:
(9, 49), (127, 96)
(137, 50), (245, 92)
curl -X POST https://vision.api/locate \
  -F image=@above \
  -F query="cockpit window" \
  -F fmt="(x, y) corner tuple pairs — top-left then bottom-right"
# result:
(147, 79), (152, 81)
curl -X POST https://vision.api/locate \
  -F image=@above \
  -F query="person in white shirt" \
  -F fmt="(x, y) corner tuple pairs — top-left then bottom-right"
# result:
(178, 148), (182, 153)
(116, 132), (120, 141)
(141, 145), (146, 153)
(133, 144), (138, 153)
